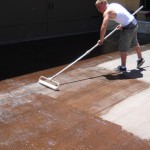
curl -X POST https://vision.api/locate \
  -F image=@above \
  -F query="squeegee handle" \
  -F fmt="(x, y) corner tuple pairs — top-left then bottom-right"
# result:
(50, 43), (99, 80)
(132, 5), (143, 16)
(50, 6), (143, 80)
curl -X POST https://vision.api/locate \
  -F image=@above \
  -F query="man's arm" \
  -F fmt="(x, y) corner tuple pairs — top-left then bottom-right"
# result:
(98, 11), (109, 45)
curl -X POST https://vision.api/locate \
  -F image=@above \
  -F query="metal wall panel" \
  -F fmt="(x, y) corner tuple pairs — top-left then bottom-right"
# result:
(0, 0), (101, 44)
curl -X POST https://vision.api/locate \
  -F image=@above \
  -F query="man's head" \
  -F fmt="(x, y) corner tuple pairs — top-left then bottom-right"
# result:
(95, 0), (108, 5)
(95, 0), (108, 13)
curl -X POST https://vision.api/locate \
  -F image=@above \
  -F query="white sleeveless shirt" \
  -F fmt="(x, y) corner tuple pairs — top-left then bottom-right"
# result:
(107, 3), (134, 27)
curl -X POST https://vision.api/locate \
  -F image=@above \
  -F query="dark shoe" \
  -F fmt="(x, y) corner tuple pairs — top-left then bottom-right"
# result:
(114, 66), (127, 72)
(137, 58), (145, 68)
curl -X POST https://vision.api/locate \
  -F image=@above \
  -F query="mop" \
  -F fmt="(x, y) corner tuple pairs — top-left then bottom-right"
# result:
(38, 6), (143, 90)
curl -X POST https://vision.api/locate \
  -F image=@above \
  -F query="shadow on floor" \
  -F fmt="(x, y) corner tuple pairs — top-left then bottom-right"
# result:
(103, 67), (148, 80)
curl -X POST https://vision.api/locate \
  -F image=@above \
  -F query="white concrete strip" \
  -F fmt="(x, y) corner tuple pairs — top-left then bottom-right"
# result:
(98, 49), (150, 140)
(101, 88), (150, 139)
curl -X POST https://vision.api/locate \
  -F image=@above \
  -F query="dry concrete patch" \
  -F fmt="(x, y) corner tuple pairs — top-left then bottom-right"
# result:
(101, 88), (150, 140)
(97, 49), (150, 140)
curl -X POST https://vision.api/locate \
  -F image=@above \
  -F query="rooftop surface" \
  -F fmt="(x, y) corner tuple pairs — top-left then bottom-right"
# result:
(0, 32), (150, 150)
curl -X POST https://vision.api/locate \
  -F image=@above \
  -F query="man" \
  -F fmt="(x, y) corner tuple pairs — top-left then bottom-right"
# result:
(95, 0), (145, 72)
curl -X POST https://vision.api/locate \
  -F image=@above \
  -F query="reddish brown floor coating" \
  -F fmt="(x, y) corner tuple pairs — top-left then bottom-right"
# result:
(1, 48), (150, 150)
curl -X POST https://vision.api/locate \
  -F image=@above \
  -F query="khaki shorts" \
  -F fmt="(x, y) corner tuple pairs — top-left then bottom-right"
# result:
(119, 26), (138, 52)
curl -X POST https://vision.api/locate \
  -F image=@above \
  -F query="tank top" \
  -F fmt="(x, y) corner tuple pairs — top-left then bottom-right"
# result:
(107, 3), (134, 27)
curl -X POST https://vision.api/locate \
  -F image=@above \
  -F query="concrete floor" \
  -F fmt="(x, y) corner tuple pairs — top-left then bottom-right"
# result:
(1, 32), (150, 150)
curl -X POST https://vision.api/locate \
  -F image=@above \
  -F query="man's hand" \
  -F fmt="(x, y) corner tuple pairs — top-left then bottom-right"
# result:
(116, 24), (122, 30)
(97, 39), (104, 46)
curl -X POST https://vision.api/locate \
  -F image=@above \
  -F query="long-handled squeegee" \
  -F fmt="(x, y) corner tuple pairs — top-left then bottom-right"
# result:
(38, 6), (143, 90)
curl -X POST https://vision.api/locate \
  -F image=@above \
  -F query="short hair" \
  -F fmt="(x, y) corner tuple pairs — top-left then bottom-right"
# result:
(95, 0), (108, 5)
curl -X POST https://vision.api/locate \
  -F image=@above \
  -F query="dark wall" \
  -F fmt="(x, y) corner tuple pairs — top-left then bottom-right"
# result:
(140, 0), (150, 10)
(0, 0), (101, 44)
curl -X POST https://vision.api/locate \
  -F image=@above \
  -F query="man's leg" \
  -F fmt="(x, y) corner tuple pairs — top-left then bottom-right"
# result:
(132, 43), (145, 68)
(133, 43), (142, 59)
(113, 51), (127, 72)
(118, 29), (130, 71)
(131, 26), (145, 68)
(120, 51), (127, 67)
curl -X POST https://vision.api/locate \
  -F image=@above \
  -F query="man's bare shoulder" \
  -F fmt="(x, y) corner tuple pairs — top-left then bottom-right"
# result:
(104, 8), (116, 19)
